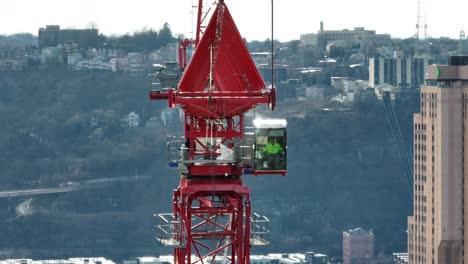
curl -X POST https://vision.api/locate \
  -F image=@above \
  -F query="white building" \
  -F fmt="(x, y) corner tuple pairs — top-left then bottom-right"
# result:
(0, 258), (115, 264)
(110, 58), (129, 72)
(300, 33), (317, 46)
(67, 53), (83, 67)
(128, 52), (146, 76)
(128, 112), (140, 127)
(121, 112), (140, 128)
(305, 86), (324, 100)
(374, 83), (396, 100)
(137, 256), (173, 264)
(0, 59), (25, 70)
(330, 77), (368, 102)
(161, 107), (183, 128)
(393, 253), (408, 264)
(41, 46), (64, 65)
(131, 253), (328, 264)
(75, 57), (112, 71)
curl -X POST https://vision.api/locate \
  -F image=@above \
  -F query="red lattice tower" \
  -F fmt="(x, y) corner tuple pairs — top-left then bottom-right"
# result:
(150, 1), (280, 263)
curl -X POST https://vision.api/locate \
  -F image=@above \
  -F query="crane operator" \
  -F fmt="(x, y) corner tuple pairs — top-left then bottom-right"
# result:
(263, 138), (283, 169)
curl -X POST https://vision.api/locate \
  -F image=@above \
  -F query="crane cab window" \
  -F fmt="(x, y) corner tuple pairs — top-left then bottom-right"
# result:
(253, 119), (287, 171)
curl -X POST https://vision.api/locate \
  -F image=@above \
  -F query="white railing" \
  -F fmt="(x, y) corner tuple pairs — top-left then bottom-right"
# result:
(154, 213), (187, 248)
(250, 213), (270, 246)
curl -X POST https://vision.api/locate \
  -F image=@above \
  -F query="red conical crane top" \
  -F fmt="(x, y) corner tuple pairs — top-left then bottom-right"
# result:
(167, 1), (274, 118)
(179, 3), (266, 94)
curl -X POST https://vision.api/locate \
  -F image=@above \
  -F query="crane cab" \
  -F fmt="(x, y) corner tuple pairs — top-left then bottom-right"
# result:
(253, 119), (287, 175)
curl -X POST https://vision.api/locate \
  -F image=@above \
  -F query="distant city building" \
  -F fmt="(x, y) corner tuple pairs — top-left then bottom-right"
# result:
(75, 57), (112, 71)
(275, 79), (299, 101)
(326, 43), (345, 58)
(300, 22), (390, 54)
(342, 227), (374, 264)
(319, 26), (376, 44)
(304, 86), (325, 100)
(90, 109), (117, 129)
(258, 64), (288, 84)
(38, 25), (99, 49)
(331, 77), (368, 103)
(67, 52), (83, 67)
(374, 83), (396, 101)
(407, 56), (468, 264)
(158, 62), (181, 88)
(369, 54), (433, 90)
(133, 253), (329, 264)
(161, 107), (183, 130)
(110, 58), (129, 72)
(128, 52), (146, 76)
(40, 46), (65, 65)
(331, 77), (349, 92)
(136, 256), (173, 264)
(459, 30), (468, 55)
(304, 252), (328, 264)
(300, 33), (317, 46)
(0, 258), (115, 264)
(0, 58), (25, 70)
(155, 42), (178, 64)
(145, 116), (161, 128)
(349, 53), (366, 64)
(0, 49), (28, 70)
(377, 45), (396, 58)
(250, 52), (271, 65)
(121, 112), (140, 128)
(393, 252), (409, 264)
(299, 67), (327, 86)
(316, 21), (390, 50)
(128, 112), (140, 127)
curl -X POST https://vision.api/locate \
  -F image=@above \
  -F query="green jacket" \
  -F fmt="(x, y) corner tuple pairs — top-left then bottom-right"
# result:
(263, 142), (283, 154)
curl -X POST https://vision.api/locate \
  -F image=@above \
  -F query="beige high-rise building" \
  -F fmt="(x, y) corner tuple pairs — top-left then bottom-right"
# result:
(408, 56), (468, 264)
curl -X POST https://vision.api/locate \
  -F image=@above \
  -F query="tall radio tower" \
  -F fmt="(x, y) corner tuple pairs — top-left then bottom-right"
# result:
(415, 0), (427, 40)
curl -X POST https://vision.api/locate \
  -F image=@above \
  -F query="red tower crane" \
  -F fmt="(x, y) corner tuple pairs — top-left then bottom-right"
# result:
(150, 1), (286, 264)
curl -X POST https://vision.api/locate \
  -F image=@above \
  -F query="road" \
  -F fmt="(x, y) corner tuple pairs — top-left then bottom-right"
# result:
(0, 175), (151, 198)
(0, 186), (76, 198)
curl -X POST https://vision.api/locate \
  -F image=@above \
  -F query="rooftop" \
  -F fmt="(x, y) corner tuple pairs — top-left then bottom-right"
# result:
(0, 258), (114, 264)
(346, 227), (374, 236)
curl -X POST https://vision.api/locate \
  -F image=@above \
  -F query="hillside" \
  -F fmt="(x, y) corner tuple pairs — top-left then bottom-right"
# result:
(0, 69), (418, 259)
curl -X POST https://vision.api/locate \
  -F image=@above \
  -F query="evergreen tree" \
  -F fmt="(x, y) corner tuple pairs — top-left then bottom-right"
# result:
(159, 22), (175, 46)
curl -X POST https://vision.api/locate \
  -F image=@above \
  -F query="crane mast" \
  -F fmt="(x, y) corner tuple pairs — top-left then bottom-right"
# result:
(150, 1), (284, 264)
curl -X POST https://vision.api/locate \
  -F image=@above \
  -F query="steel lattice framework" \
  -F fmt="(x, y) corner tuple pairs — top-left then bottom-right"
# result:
(150, 1), (277, 263)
